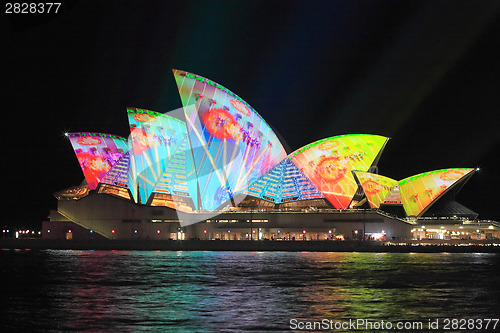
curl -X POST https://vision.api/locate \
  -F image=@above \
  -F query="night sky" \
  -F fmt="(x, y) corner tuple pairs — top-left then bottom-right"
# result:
(3, 0), (500, 229)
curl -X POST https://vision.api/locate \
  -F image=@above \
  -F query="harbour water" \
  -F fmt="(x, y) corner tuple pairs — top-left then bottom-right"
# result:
(1, 250), (499, 332)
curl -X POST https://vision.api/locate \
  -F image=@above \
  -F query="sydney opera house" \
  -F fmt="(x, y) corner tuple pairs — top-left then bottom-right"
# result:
(43, 70), (499, 242)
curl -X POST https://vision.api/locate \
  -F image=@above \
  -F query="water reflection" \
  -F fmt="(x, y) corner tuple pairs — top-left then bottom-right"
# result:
(1, 251), (499, 332)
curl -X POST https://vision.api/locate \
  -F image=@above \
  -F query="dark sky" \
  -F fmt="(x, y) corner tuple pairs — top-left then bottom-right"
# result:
(3, 0), (500, 228)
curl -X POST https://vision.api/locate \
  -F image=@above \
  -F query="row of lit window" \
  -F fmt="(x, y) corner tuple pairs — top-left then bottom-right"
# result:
(46, 229), (178, 235)
(205, 219), (269, 223)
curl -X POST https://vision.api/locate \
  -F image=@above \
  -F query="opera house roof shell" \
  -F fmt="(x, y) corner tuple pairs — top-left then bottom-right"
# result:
(62, 70), (477, 221)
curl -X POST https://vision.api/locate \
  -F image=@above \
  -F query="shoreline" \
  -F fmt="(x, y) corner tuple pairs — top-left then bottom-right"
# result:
(1, 239), (500, 253)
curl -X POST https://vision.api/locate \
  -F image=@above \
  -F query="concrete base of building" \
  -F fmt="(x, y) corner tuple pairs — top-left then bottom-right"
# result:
(46, 192), (413, 241)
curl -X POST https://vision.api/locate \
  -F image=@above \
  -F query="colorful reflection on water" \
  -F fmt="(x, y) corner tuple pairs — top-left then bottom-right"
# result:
(1, 251), (499, 332)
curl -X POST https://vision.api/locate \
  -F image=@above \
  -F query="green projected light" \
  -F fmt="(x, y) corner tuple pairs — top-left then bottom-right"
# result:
(383, 184), (402, 204)
(399, 168), (474, 217)
(289, 134), (388, 209)
(353, 171), (398, 209)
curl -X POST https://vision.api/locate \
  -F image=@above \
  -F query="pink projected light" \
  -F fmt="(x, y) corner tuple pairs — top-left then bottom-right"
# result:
(67, 133), (128, 190)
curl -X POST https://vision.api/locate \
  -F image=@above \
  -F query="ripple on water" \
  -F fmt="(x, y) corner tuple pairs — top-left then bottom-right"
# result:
(0, 250), (499, 332)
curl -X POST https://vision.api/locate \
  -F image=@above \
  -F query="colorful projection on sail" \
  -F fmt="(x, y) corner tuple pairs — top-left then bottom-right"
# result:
(101, 151), (131, 189)
(127, 108), (188, 204)
(173, 70), (287, 211)
(246, 158), (324, 203)
(399, 168), (474, 217)
(383, 184), (402, 204)
(353, 171), (398, 208)
(153, 136), (199, 210)
(289, 134), (388, 209)
(67, 133), (128, 190)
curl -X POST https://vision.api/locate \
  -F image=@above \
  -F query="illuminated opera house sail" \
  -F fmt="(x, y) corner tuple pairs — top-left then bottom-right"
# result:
(172, 69), (287, 211)
(48, 70), (484, 241)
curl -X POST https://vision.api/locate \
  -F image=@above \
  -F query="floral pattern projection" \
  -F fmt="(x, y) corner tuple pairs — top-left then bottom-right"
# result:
(173, 70), (287, 211)
(127, 108), (189, 204)
(289, 135), (388, 209)
(353, 171), (398, 208)
(399, 168), (474, 217)
(67, 133), (128, 190)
